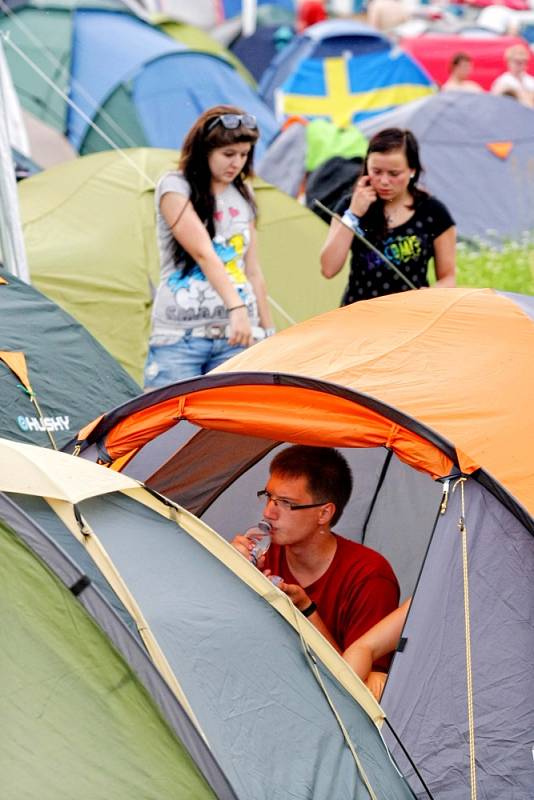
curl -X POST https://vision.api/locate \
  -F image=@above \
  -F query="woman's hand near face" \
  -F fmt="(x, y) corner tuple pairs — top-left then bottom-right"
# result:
(350, 175), (378, 218)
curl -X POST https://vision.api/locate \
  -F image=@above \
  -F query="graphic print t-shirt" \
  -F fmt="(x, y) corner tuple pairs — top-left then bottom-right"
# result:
(150, 172), (259, 344)
(333, 194), (455, 305)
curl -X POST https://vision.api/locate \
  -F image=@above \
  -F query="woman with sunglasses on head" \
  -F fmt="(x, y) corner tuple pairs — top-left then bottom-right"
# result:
(320, 128), (456, 305)
(144, 105), (274, 388)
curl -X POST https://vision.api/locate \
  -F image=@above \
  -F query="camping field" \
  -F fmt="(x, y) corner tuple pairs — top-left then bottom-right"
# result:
(454, 242), (534, 294)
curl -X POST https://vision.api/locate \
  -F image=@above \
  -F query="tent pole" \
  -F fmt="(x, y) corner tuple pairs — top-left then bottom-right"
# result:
(242, 0), (257, 36)
(0, 39), (29, 283)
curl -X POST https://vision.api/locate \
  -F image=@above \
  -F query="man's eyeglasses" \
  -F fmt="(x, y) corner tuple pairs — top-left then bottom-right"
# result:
(257, 489), (328, 512)
(207, 113), (258, 133)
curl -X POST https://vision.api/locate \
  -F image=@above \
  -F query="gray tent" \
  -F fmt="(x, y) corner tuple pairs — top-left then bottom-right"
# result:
(358, 92), (534, 242)
(0, 269), (140, 449)
(1, 438), (416, 800)
(72, 288), (534, 798)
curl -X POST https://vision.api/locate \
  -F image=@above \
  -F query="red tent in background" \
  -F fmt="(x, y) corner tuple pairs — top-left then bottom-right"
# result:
(399, 34), (534, 89)
(457, 0), (529, 8)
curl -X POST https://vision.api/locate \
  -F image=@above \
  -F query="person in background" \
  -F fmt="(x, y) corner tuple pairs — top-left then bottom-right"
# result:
(442, 52), (484, 93)
(232, 445), (400, 665)
(144, 105), (274, 389)
(343, 597), (411, 701)
(320, 128), (456, 304)
(491, 44), (534, 108)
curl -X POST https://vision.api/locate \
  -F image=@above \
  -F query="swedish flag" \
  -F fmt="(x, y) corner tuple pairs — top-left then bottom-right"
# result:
(278, 49), (435, 126)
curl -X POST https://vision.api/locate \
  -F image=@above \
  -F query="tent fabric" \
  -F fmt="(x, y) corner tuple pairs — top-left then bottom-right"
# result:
(74, 289), (534, 523)
(21, 109), (77, 168)
(0, 5), (278, 159)
(257, 119), (308, 196)
(382, 479), (534, 798)
(305, 155), (363, 223)
(158, 19), (256, 86)
(0, 270), (139, 448)
(399, 33), (534, 89)
(305, 118), (368, 172)
(77, 489), (415, 800)
(8, 490), (143, 642)
(0, 439), (418, 800)
(230, 23), (295, 82)
(18, 148), (345, 383)
(277, 49), (434, 126)
(68, 9), (179, 150)
(210, 289), (534, 517)
(0, 498), (227, 800)
(358, 91), (534, 241)
(259, 20), (390, 108)
(258, 19), (433, 124)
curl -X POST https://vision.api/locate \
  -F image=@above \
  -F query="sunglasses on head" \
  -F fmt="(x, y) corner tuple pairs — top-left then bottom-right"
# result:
(207, 113), (258, 133)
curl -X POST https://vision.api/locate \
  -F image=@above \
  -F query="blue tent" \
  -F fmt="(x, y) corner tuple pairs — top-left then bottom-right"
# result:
(231, 23), (296, 82)
(259, 19), (434, 125)
(1, 4), (278, 158)
(222, 0), (295, 17)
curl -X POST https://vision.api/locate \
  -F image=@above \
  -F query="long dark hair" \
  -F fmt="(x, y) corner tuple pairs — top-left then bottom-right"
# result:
(360, 128), (427, 239)
(174, 104), (259, 277)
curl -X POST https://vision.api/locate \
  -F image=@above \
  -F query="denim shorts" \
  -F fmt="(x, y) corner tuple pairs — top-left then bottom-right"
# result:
(144, 334), (247, 389)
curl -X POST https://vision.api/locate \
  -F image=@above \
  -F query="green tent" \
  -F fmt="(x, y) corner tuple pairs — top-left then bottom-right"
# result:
(18, 148), (345, 383)
(0, 494), (235, 800)
(0, 270), (140, 448)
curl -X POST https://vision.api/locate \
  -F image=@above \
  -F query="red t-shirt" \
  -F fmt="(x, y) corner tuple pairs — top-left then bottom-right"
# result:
(265, 534), (399, 668)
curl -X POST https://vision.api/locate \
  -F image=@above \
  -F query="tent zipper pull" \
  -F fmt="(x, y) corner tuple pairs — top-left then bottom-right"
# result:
(439, 479), (450, 515)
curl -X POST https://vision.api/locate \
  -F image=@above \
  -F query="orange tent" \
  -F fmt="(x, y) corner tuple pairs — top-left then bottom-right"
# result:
(73, 288), (534, 525)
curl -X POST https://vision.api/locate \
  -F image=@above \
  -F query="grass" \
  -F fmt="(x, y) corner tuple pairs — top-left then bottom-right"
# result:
(453, 240), (534, 295)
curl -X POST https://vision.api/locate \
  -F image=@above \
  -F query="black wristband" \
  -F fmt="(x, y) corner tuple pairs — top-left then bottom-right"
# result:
(227, 303), (247, 313)
(301, 601), (317, 618)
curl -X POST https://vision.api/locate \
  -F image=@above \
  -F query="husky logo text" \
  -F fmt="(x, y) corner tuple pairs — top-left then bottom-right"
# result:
(17, 415), (70, 432)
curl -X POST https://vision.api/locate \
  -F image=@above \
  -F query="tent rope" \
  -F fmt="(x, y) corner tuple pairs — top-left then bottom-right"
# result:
(0, 31), (157, 188)
(0, 0), (140, 151)
(452, 476), (477, 800)
(0, 15), (306, 331)
(17, 382), (58, 450)
(290, 605), (379, 800)
(266, 295), (297, 326)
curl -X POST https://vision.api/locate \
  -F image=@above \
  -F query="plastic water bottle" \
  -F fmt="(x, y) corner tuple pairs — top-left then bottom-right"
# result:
(245, 520), (272, 565)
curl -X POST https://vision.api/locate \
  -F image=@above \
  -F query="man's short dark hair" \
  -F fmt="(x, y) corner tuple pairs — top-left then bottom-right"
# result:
(270, 445), (353, 526)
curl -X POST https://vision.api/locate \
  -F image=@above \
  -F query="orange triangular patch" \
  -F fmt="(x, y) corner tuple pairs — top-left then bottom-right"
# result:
(0, 351), (32, 392)
(486, 141), (513, 160)
(0, 276), (7, 284)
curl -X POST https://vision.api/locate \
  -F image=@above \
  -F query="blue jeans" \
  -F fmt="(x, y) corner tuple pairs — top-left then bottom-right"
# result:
(144, 334), (247, 389)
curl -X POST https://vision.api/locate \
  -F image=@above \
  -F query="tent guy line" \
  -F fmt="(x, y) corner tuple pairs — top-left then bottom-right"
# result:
(0, 30), (156, 188)
(313, 198), (417, 290)
(0, 0), (139, 150)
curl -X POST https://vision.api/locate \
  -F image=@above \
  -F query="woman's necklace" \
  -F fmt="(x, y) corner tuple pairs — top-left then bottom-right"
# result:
(385, 197), (412, 228)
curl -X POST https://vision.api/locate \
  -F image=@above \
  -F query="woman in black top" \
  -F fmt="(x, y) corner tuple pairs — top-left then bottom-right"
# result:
(320, 128), (456, 304)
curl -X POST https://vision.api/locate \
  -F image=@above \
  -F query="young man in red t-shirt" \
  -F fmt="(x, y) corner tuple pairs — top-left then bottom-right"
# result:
(232, 445), (399, 669)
